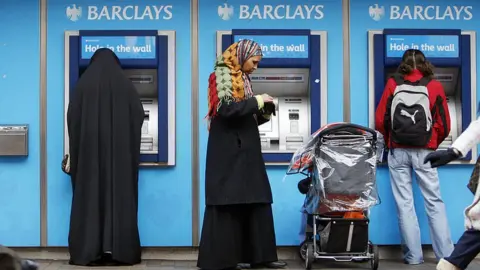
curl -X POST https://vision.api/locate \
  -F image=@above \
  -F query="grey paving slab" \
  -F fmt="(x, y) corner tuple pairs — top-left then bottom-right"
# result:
(33, 259), (480, 270)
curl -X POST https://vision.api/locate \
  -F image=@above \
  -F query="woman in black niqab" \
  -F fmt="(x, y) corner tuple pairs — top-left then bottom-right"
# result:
(66, 48), (145, 266)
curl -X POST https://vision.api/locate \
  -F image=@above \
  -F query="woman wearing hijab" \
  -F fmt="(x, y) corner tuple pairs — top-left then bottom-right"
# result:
(67, 48), (145, 266)
(197, 39), (286, 270)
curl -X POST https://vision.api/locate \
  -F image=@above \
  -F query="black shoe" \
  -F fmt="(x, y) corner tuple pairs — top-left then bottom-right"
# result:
(237, 263), (251, 269)
(251, 261), (287, 269)
(21, 260), (39, 270)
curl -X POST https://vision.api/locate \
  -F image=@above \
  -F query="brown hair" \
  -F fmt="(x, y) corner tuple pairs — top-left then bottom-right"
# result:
(397, 49), (435, 79)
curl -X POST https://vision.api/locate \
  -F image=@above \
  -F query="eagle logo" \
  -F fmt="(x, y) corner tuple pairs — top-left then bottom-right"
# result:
(66, 4), (82, 22)
(369, 4), (385, 21)
(218, 3), (234, 20)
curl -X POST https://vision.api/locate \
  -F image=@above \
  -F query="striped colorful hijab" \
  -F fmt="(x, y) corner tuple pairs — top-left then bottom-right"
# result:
(206, 39), (263, 121)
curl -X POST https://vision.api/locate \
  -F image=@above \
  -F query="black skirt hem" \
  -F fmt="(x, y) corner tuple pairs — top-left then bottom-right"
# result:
(197, 203), (278, 270)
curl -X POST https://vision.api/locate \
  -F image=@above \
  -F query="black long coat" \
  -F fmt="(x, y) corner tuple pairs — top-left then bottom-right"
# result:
(67, 49), (144, 265)
(205, 97), (273, 205)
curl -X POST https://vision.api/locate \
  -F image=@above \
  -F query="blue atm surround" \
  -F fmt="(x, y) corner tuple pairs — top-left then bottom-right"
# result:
(67, 30), (172, 164)
(371, 29), (474, 161)
(220, 29), (323, 164)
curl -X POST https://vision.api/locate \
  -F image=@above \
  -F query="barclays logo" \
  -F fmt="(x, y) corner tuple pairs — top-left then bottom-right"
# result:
(368, 4), (473, 21)
(217, 3), (324, 20)
(368, 4), (384, 21)
(65, 4), (173, 21)
(218, 3), (234, 20)
(66, 4), (82, 22)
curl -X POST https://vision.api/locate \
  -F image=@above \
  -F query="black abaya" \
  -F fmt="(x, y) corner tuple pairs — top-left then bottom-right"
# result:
(199, 95), (280, 269)
(67, 48), (145, 266)
(197, 204), (278, 270)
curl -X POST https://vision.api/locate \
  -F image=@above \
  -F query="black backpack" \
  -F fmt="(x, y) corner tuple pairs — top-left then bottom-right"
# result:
(384, 74), (448, 147)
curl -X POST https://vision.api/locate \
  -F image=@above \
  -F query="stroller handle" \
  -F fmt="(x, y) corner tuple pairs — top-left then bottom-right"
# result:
(319, 123), (377, 142)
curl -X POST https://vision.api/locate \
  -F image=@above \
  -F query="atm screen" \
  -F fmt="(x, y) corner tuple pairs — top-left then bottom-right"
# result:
(289, 113), (299, 120)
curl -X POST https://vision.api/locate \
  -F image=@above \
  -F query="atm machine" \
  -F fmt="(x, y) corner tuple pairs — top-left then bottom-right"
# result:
(123, 70), (159, 155)
(217, 29), (328, 164)
(64, 30), (176, 166)
(368, 29), (476, 163)
(252, 69), (310, 152)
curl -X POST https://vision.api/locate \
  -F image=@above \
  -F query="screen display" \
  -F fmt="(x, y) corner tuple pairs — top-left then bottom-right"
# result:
(385, 34), (459, 58)
(234, 35), (309, 59)
(80, 36), (156, 59)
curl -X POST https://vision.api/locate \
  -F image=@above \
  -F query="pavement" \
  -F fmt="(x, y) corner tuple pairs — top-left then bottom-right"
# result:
(34, 259), (480, 270)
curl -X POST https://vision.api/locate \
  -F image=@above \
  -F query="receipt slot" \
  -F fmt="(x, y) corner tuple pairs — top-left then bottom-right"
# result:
(368, 29), (477, 163)
(64, 30), (176, 166)
(217, 29), (328, 164)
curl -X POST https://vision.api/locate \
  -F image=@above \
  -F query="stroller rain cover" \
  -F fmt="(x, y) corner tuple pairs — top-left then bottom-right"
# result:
(286, 123), (383, 215)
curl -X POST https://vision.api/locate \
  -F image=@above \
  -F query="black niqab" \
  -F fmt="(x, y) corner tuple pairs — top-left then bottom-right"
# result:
(67, 48), (144, 266)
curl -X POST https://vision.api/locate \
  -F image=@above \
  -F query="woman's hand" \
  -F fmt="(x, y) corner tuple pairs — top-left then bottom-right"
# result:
(260, 93), (274, 103)
(263, 102), (276, 116)
(424, 148), (461, 168)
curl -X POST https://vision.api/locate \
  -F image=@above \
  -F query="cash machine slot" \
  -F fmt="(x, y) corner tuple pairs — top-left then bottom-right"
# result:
(251, 68), (310, 153)
(124, 69), (159, 155)
(129, 74), (154, 84)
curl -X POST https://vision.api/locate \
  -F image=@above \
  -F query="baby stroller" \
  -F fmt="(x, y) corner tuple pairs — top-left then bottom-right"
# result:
(286, 123), (383, 270)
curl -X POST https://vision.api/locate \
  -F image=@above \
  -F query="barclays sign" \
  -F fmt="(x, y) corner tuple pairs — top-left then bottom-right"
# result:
(368, 4), (473, 21)
(66, 4), (173, 21)
(218, 3), (325, 20)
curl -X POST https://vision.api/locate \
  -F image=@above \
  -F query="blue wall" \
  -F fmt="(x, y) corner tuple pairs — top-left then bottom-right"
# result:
(198, 0), (344, 246)
(0, 0), (40, 246)
(350, 0), (478, 244)
(46, 0), (192, 246)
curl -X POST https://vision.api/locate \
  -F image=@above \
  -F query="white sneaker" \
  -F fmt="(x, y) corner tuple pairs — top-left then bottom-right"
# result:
(436, 259), (460, 270)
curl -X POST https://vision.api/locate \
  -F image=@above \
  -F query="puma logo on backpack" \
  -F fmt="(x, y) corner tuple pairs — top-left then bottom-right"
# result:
(385, 74), (433, 146)
(400, 109), (419, 124)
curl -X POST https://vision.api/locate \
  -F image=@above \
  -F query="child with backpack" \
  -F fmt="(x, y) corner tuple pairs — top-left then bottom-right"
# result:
(375, 49), (454, 265)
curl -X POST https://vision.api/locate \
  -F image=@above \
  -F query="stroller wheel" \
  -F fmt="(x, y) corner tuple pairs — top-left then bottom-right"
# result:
(369, 243), (379, 270)
(300, 239), (320, 261)
(299, 240), (307, 261)
(305, 242), (314, 270)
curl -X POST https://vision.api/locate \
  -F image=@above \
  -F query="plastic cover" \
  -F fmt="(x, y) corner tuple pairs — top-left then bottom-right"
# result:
(287, 124), (384, 215)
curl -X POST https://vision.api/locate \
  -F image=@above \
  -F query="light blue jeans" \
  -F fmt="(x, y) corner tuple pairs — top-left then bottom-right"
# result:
(388, 148), (454, 264)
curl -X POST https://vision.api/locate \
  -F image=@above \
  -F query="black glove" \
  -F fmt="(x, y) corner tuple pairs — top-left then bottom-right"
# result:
(263, 102), (276, 116)
(423, 148), (460, 168)
(297, 177), (312, 194)
(61, 154), (71, 175)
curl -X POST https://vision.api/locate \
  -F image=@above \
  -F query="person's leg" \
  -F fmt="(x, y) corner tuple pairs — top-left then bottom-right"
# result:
(388, 149), (423, 264)
(443, 230), (480, 269)
(197, 205), (243, 270)
(243, 203), (285, 269)
(412, 149), (454, 260)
